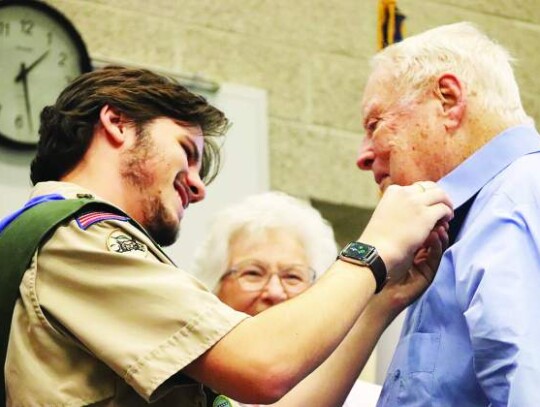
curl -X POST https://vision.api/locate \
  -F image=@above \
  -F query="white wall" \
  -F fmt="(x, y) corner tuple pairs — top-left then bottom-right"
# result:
(0, 147), (34, 216)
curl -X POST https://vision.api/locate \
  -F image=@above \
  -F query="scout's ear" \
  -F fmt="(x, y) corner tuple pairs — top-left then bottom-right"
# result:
(98, 105), (128, 145)
(435, 73), (466, 133)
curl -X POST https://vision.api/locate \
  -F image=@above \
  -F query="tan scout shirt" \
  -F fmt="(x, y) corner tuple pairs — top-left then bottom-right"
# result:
(5, 182), (249, 407)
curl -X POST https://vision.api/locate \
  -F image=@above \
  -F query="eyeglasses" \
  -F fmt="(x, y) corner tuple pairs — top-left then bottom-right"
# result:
(223, 259), (316, 293)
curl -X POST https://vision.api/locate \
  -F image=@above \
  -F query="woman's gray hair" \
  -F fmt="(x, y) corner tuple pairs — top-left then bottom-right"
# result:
(191, 191), (338, 291)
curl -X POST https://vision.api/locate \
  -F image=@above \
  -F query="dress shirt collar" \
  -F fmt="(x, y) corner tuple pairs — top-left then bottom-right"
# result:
(438, 125), (540, 209)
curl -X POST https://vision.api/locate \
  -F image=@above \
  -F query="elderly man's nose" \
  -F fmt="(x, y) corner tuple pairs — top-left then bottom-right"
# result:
(356, 139), (375, 170)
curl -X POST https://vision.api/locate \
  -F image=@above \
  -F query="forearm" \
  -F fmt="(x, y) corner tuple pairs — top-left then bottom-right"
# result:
(266, 234), (446, 406)
(185, 261), (377, 403)
(267, 299), (392, 407)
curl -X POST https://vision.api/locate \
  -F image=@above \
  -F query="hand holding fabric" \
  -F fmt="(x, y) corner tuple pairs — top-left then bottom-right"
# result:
(359, 181), (453, 282)
(368, 224), (449, 321)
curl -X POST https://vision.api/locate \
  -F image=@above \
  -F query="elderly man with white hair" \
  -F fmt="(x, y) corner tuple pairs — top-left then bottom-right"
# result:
(193, 191), (439, 407)
(357, 22), (540, 406)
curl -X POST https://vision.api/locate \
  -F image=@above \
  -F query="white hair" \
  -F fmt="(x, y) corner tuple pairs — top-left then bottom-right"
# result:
(191, 191), (338, 291)
(371, 22), (532, 126)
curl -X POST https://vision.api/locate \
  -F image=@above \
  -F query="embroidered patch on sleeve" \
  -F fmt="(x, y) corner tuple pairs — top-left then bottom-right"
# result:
(107, 229), (148, 258)
(76, 211), (130, 230)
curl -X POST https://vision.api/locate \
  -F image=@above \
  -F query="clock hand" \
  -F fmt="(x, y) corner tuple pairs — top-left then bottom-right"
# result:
(13, 51), (49, 133)
(14, 50), (50, 82)
(18, 62), (34, 133)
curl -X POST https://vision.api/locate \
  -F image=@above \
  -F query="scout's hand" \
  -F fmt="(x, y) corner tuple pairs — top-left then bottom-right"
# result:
(369, 224), (449, 320)
(360, 181), (453, 281)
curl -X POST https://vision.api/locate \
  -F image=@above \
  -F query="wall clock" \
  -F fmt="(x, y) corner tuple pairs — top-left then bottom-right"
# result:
(0, 0), (92, 148)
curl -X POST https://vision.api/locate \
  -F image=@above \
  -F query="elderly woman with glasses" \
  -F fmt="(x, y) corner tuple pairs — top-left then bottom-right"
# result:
(192, 191), (388, 406)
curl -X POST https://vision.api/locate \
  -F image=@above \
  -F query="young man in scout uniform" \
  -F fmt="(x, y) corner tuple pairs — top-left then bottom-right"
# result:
(357, 22), (540, 406)
(2, 66), (452, 406)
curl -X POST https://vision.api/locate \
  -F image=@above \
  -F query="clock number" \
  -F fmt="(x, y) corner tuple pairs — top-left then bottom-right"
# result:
(20, 19), (34, 35)
(58, 52), (67, 66)
(0, 21), (10, 36)
(47, 31), (53, 45)
(15, 115), (24, 129)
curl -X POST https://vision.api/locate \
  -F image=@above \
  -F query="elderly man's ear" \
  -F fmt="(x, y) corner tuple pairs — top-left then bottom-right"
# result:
(435, 73), (465, 133)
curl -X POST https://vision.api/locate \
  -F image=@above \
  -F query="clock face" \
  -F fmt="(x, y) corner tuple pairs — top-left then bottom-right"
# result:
(0, 0), (91, 147)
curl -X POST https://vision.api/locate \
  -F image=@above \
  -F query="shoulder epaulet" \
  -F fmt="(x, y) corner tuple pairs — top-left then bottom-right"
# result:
(75, 211), (130, 230)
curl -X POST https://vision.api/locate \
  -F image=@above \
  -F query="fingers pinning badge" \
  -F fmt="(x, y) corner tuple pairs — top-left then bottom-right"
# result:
(107, 229), (148, 258)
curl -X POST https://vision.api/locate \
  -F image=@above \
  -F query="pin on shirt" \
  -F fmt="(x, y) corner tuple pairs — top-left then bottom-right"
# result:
(213, 394), (236, 407)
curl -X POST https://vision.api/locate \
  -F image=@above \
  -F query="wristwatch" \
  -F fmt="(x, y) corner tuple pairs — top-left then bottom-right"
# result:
(337, 241), (388, 293)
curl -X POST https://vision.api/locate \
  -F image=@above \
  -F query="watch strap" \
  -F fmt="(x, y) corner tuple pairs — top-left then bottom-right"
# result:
(366, 255), (387, 294)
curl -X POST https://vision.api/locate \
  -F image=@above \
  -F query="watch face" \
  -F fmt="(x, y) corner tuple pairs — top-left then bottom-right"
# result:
(342, 242), (376, 261)
(0, 0), (91, 148)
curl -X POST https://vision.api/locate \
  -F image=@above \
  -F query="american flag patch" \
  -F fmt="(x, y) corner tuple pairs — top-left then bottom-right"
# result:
(76, 211), (130, 230)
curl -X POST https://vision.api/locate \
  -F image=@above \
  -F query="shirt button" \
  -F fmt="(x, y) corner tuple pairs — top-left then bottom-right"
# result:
(394, 369), (401, 380)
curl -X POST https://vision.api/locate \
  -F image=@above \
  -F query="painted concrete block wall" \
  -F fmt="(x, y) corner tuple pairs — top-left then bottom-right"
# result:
(42, 0), (381, 209)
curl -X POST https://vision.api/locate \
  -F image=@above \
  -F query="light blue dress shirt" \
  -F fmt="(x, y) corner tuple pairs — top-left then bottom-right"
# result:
(377, 126), (540, 407)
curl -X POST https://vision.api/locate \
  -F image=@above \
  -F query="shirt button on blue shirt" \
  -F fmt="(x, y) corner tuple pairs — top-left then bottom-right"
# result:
(393, 369), (401, 380)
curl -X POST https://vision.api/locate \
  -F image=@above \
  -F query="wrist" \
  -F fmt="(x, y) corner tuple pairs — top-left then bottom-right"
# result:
(337, 241), (388, 293)
(334, 258), (377, 294)
(363, 296), (399, 329)
(357, 231), (402, 272)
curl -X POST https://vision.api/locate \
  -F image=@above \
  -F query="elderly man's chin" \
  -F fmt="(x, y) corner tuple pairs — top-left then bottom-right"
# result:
(378, 177), (393, 194)
(378, 175), (426, 194)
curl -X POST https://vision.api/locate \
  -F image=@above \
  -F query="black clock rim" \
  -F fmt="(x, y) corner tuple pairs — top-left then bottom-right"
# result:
(0, 134), (39, 150)
(0, 0), (93, 74)
(0, 0), (93, 148)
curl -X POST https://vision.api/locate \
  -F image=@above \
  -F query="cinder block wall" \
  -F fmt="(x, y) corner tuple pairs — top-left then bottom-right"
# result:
(43, 0), (380, 209)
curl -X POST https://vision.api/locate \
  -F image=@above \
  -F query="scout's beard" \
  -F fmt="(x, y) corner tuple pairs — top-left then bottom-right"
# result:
(141, 196), (180, 246)
(120, 127), (181, 246)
